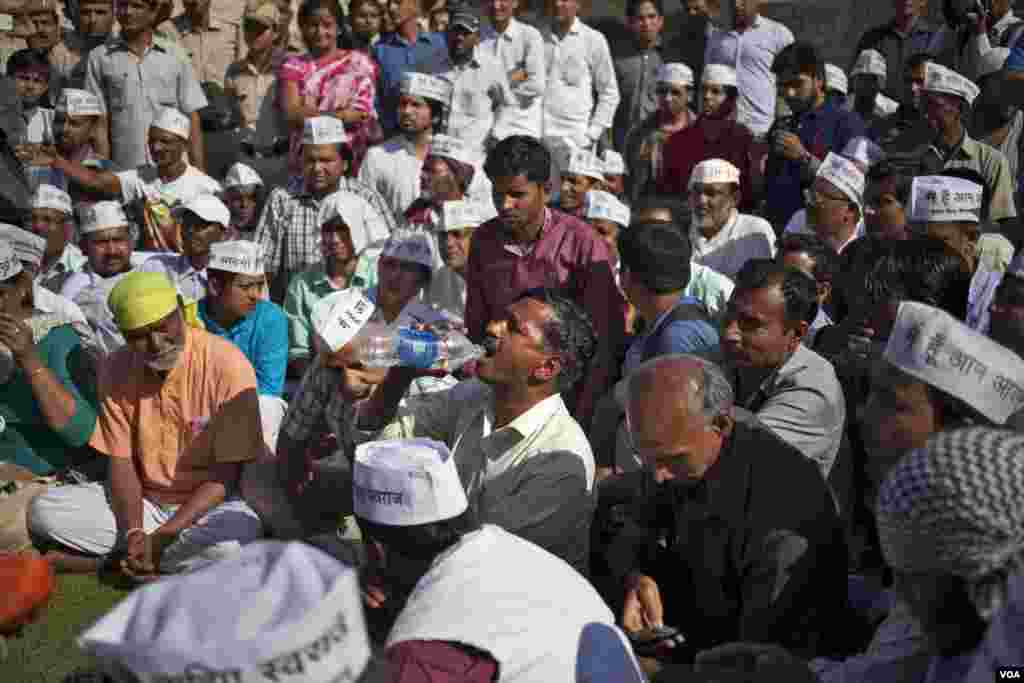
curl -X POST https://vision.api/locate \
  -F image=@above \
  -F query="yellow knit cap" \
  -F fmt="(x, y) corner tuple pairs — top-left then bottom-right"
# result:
(107, 272), (180, 332)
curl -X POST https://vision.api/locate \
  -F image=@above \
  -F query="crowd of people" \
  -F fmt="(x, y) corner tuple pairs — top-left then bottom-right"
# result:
(0, 0), (1023, 680)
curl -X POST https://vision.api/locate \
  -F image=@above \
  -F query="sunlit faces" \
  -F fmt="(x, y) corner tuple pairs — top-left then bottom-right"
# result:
(559, 173), (595, 211)
(397, 94), (433, 134)
(26, 9), (61, 51)
(491, 174), (549, 241)
(82, 226), (132, 277)
(302, 143), (346, 194)
(123, 308), (187, 372)
(437, 227), (474, 272)
(147, 127), (188, 169)
(689, 182), (738, 235)
(180, 213), (225, 271)
(29, 208), (70, 261)
(476, 297), (558, 387)
(720, 284), (804, 370)
(212, 272), (265, 322)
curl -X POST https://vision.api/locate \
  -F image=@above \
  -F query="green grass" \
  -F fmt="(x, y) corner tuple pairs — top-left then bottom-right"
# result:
(4, 574), (131, 683)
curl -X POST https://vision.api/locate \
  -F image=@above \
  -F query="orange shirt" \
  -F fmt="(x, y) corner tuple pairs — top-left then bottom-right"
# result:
(91, 327), (262, 504)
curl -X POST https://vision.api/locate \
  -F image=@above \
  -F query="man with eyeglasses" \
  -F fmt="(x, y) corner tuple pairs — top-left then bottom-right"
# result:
(608, 353), (847, 661)
(791, 152), (866, 254)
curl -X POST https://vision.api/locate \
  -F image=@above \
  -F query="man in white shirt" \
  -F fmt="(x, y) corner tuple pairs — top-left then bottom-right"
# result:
(431, 4), (511, 160)
(688, 158), (775, 279)
(359, 73), (452, 220)
(800, 152), (866, 255)
(704, 0), (793, 138)
(425, 199), (481, 321)
(540, 0), (619, 176)
(34, 107), (222, 253)
(59, 201), (137, 354)
(480, 0), (545, 140)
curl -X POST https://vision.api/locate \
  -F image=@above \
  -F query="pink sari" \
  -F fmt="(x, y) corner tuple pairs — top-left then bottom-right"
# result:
(279, 50), (381, 176)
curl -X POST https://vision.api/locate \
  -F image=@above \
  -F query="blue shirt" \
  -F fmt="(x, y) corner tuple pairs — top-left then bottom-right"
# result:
(372, 30), (448, 134)
(198, 299), (289, 397)
(1007, 40), (1024, 71)
(765, 99), (867, 227)
(622, 295), (721, 376)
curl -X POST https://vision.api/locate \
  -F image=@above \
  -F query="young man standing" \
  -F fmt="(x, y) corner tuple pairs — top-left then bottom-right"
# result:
(480, 0), (545, 141)
(613, 0), (667, 151)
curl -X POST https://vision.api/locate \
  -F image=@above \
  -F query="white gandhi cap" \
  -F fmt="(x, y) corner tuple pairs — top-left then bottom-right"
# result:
(923, 62), (980, 105)
(689, 158), (741, 188)
(585, 190), (631, 228)
(816, 152), (865, 207)
(851, 49), (887, 79)
(702, 63), (737, 87)
(0, 241), (23, 283)
(841, 137), (885, 170)
(77, 541), (371, 683)
(656, 62), (694, 86)
(180, 194), (231, 227)
(31, 184), (72, 214)
(437, 200), (483, 232)
(909, 175), (982, 224)
(0, 224), (46, 269)
(353, 438), (468, 526)
(429, 134), (475, 166)
(151, 107), (191, 139)
(884, 301), (1024, 424)
(223, 162), (264, 189)
(400, 72), (453, 104)
(602, 150), (626, 176)
(566, 149), (606, 182)
(79, 201), (129, 235)
(303, 116), (349, 146)
(311, 288), (376, 353)
(208, 240), (266, 276)
(56, 88), (103, 117)
(825, 64), (848, 95)
(381, 229), (436, 269)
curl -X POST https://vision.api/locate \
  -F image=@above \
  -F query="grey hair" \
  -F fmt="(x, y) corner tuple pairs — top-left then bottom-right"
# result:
(632, 354), (734, 424)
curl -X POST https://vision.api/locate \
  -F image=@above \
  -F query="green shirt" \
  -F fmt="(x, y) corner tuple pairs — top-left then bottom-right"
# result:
(0, 325), (99, 475)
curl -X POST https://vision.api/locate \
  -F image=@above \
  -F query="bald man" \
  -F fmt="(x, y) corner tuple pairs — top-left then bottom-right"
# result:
(608, 354), (847, 659)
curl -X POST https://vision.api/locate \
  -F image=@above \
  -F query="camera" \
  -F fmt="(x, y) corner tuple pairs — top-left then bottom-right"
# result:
(943, 0), (991, 29)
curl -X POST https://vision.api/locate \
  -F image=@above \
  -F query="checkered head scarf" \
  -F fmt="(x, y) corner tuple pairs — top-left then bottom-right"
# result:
(876, 427), (1024, 620)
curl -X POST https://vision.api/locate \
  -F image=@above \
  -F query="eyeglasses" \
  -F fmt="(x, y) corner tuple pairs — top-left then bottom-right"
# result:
(803, 188), (849, 207)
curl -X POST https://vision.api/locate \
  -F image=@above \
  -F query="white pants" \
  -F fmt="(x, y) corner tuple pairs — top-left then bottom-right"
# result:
(27, 482), (264, 573)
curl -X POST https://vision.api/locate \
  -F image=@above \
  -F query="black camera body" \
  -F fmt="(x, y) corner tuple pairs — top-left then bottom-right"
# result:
(944, 0), (992, 29)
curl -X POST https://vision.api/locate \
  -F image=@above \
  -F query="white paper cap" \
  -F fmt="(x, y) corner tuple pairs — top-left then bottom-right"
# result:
(381, 230), (436, 269)
(576, 623), (646, 683)
(56, 88), (103, 117)
(702, 63), (737, 87)
(851, 49), (887, 79)
(841, 137), (885, 170)
(151, 107), (191, 139)
(223, 162), (264, 189)
(602, 150), (626, 176)
(885, 301), (1024, 424)
(0, 224), (46, 269)
(0, 240), (24, 282)
(399, 72), (453, 104)
(310, 288), (376, 353)
(689, 158), (741, 188)
(825, 63), (848, 95)
(923, 62), (980, 105)
(909, 175), (982, 224)
(428, 134), (474, 166)
(566, 149), (606, 182)
(585, 190), (630, 227)
(353, 438), (468, 526)
(656, 62), (694, 86)
(79, 201), (129, 235)
(303, 116), (348, 146)
(31, 184), (72, 214)
(208, 240), (265, 276)
(180, 195), (231, 228)
(77, 541), (371, 683)
(437, 200), (483, 232)
(816, 152), (865, 207)
(978, 46), (1010, 78)
(873, 92), (900, 117)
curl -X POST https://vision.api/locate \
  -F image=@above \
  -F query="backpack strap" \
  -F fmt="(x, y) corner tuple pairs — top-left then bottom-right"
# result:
(641, 300), (711, 362)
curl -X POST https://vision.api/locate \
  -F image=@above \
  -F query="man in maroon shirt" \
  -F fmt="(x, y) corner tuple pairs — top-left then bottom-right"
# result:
(464, 135), (626, 426)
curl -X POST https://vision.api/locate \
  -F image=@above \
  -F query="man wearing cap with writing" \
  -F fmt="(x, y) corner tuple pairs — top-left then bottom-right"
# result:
(141, 194), (231, 304)
(601, 149), (626, 198)
(77, 541), (373, 683)
(404, 133), (497, 236)
(557, 148), (604, 218)
(221, 162), (265, 239)
(583, 189), (629, 287)
(351, 437), (614, 680)
(359, 72), (452, 220)
(58, 201), (136, 354)
(425, 199), (481, 322)
(32, 106), (222, 252)
(50, 88), (111, 190)
(26, 184), (86, 293)
(623, 62), (695, 202)
(688, 158), (775, 279)
(29, 270), (265, 578)
(792, 152), (867, 255)
(918, 62), (1017, 234)
(197, 240), (287, 398)
(255, 116), (395, 302)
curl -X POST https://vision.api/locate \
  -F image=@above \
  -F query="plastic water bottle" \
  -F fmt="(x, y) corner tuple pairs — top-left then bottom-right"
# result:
(354, 326), (485, 371)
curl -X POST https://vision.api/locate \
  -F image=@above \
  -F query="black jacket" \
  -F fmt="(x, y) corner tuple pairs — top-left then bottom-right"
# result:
(604, 419), (849, 659)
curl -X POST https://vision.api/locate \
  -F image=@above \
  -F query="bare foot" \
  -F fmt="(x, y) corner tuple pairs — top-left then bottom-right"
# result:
(42, 550), (101, 574)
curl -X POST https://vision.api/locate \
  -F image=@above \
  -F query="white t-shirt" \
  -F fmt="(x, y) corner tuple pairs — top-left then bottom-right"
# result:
(691, 210), (777, 279)
(116, 163), (222, 210)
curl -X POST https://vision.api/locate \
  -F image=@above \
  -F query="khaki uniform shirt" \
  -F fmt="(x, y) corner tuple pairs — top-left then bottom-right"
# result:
(160, 14), (241, 87)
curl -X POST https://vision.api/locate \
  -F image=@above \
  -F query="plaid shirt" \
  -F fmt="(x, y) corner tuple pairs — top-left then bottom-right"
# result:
(256, 177), (399, 299)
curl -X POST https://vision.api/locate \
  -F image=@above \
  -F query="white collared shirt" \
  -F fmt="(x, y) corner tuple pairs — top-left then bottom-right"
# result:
(541, 17), (620, 145)
(705, 15), (794, 136)
(58, 267), (134, 354)
(784, 208), (866, 253)
(117, 163), (222, 210)
(430, 47), (513, 159)
(358, 136), (424, 218)
(691, 209), (777, 279)
(480, 18), (547, 139)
